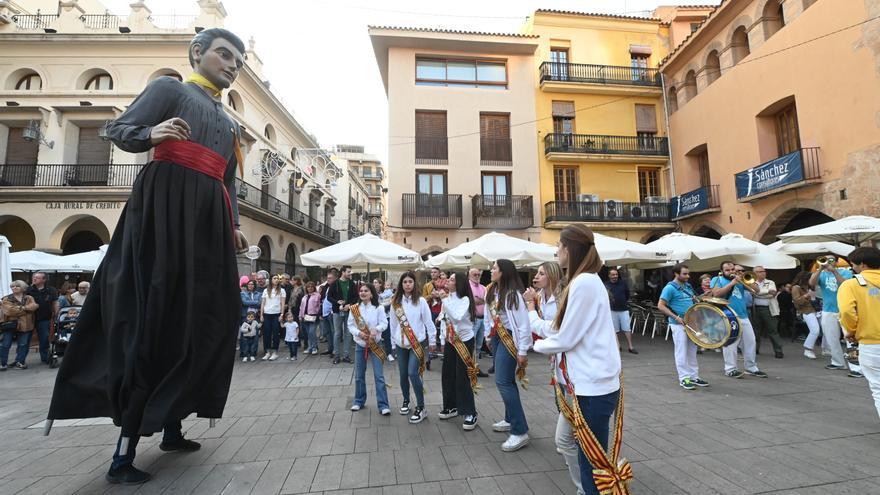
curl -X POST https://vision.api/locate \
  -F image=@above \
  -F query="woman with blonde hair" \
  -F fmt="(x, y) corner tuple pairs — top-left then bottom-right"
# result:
(533, 225), (625, 495)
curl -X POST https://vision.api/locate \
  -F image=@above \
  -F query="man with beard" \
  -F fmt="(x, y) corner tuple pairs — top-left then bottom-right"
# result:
(47, 28), (248, 485)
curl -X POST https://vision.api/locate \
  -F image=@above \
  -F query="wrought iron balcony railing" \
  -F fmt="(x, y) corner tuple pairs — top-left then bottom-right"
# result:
(11, 12), (59, 30)
(734, 147), (821, 201)
(402, 193), (462, 229)
(235, 178), (340, 243)
(545, 200), (671, 223)
(80, 14), (122, 29)
(0, 164), (142, 187)
(670, 185), (720, 220)
(544, 133), (668, 156)
(472, 195), (533, 229)
(539, 62), (661, 87)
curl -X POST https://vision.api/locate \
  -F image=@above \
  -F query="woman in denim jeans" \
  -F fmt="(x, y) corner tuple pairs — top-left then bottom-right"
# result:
(299, 281), (322, 355)
(0, 280), (39, 370)
(485, 259), (532, 452)
(348, 283), (390, 414)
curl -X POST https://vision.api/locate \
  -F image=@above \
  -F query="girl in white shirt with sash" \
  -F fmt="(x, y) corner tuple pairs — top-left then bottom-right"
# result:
(390, 271), (436, 424)
(533, 225), (625, 495)
(347, 283), (390, 415)
(438, 272), (479, 431)
(525, 262), (584, 495)
(485, 258), (532, 452)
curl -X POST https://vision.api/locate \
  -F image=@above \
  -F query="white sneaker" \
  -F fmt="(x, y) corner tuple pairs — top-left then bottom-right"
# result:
(388, 355), (395, 362)
(351, 404), (362, 411)
(268, 352), (278, 361)
(242, 357), (247, 363)
(804, 349), (817, 359)
(501, 433), (529, 452)
(380, 408), (391, 416)
(262, 352), (270, 361)
(492, 420), (511, 432)
(249, 356), (255, 362)
(312, 349), (318, 355)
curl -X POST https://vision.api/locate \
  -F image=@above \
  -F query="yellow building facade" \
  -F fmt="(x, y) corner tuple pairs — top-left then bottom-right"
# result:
(523, 10), (677, 244)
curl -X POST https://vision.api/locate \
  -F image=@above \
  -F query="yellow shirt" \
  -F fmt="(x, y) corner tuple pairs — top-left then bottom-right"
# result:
(838, 269), (880, 345)
(422, 281), (434, 300)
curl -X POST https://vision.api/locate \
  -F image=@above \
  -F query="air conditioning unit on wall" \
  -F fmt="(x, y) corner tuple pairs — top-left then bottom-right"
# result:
(577, 194), (599, 202)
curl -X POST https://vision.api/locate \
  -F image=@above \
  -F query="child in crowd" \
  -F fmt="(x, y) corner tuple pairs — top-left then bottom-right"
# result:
(239, 311), (261, 362)
(284, 313), (300, 361)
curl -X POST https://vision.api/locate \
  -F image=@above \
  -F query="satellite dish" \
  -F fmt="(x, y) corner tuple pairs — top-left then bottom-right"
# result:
(244, 245), (262, 260)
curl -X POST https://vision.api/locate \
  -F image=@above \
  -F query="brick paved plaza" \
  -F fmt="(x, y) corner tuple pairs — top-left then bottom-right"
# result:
(1, 334), (879, 494)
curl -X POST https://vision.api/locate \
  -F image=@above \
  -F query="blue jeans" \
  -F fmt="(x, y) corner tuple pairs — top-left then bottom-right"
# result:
(111, 421), (183, 469)
(354, 344), (389, 409)
(333, 311), (352, 359)
(0, 330), (31, 366)
(493, 335), (528, 435)
(575, 390), (620, 495)
(35, 319), (50, 362)
(287, 341), (298, 358)
(321, 316), (334, 354)
(397, 343), (426, 408)
(240, 336), (258, 358)
(262, 314), (281, 352)
(303, 321), (319, 352)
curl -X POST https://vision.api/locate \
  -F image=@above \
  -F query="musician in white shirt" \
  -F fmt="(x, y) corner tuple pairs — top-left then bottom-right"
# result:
(389, 271), (436, 424)
(347, 283), (390, 415)
(485, 259), (532, 452)
(438, 272), (479, 431)
(524, 262), (583, 495)
(533, 225), (621, 495)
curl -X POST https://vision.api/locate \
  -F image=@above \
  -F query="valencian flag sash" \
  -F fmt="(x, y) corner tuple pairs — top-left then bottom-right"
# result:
(489, 301), (529, 389)
(444, 316), (482, 394)
(393, 302), (427, 383)
(349, 304), (386, 362)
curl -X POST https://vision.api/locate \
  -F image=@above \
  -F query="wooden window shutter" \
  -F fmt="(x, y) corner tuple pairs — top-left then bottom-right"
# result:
(415, 111), (447, 138)
(77, 127), (112, 164)
(5, 127), (39, 164)
(635, 104), (658, 133)
(479, 113), (510, 139)
(552, 101), (575, 118)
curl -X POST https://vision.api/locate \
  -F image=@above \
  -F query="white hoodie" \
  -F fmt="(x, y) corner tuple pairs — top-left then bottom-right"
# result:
(533, 273), (621, 396)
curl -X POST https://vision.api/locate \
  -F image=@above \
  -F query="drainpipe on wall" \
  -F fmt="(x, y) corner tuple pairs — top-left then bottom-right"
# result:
(660, 73), (677, 199)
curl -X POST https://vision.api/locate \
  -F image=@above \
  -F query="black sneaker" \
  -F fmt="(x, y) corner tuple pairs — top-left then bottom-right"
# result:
(106, 464), (151, 485)
(0, 364), (6, 371)
(426, 360), (431, 371)
(680, 378), (696, 391)
(775, 351), (784, 359)
(477, 370), (489, 378)
(12, 362), (26, 370)
(825, 364), (846, 370)
(628, 348), (639, 354)
(848, 370), (864, 378)
(409, 406), (426, 424)
(333, 357), (341, 365)
(342, 356), (352, 364)
(399, 402), (410, 415)
(692, 377), (710, 387)
(463, 415), (477, 431)
(438, 408), (458, 420)
(745, 369), (768, 378)
(725, 369), (744, 379)
(159, 438), (201, 452)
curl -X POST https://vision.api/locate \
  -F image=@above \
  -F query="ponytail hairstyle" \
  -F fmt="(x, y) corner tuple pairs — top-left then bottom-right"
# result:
(451, 271), (476, 321)
(539, 261), (565, 302)
(552, 225), (603, 330)
(486, 259), (524, 311)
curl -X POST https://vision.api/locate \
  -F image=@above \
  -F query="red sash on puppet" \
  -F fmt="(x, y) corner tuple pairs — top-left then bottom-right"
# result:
(153, 140), (235, 243)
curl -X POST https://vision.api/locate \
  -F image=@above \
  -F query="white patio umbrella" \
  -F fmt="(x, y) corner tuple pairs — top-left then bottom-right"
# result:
(679, 233), (798, 271)
(778, 215), (880, 245)
(426, 232), (555, 269)
(54, 245), (109, 272)
(644, 232), (757, 262)
(8, 250), (62, 272)
(768, 240), (855, 257)
(299, 234), (423, 271)
(529, 234), (671, 267)
(0, 236), (11, 297)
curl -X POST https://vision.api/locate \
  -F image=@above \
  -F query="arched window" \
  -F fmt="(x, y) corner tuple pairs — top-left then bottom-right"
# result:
(684, 70), (697, 101)
(227, 94), (237, 111)
(763, 0), (785, 40)
(667, 86), (678, 113)
(705, 50), (721, 85)
(731, 26), (751, 65)
(285, 244), (296, 275)
(15, 72), (42, 90)
(85, 72), (113, 90)
(257, 236), (271, 273)
(226, 90), (244, 113)
(263, 124), (276, 143)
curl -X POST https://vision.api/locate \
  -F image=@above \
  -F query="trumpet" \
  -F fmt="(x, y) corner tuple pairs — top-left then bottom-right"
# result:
(817, 256), (832, 266)
(741, 271), (759, 293)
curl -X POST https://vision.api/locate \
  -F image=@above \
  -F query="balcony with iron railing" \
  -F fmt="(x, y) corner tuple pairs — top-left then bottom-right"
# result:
(415, 137), (448, 165)
(0, 164), (142, 188)
(544, 133), (669, 160)
(670, 185), (721, 220)
(480, 138), (513, 166)
(544, 200), (671, 225)
(235, 178), (340, 244)
(11, 11), (59, 29)
(348, 225), (365, 238)
(734, 147), (821, 202)
(538, 62), (661, 94)
(402, 193), (462, 229)
(472, 195), (533, 229)
(80, 13), (121, 29)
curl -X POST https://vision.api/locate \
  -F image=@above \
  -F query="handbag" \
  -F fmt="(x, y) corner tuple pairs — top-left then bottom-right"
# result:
(303, 315), (317, 322)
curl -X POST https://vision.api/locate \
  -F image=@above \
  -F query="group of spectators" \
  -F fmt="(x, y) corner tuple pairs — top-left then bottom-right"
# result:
(0, 273), (90, 371)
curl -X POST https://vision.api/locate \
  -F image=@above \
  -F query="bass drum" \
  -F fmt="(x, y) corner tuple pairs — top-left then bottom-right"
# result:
(682, 301), (741, 349)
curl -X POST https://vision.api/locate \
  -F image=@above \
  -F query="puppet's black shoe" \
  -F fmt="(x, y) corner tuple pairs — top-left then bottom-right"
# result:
(160, 438), (201, 452)
(106, 464), (151, 485)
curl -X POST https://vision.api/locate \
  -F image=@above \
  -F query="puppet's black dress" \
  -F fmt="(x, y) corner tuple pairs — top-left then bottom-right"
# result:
(48, 77), (242, 436)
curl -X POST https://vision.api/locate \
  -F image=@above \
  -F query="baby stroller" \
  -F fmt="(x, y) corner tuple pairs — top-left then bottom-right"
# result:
(50, 306), (82, 368)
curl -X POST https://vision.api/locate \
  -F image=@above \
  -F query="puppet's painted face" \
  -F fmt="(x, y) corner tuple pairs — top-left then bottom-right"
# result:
(193, 37), (244, 89)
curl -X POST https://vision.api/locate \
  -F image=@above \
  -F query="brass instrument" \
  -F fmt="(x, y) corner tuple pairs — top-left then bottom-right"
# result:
(741, 271), (759, 293)
(817, 256), (832, 266)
